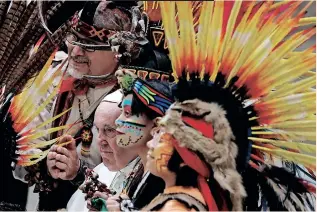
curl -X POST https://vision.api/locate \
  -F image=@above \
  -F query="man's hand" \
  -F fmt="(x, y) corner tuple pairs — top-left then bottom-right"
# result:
(47, 135), (80, 180)
(106, 195), (121, 212)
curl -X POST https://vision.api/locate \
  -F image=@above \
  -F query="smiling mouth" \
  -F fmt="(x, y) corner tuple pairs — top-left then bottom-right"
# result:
(70, 60), (88, 66)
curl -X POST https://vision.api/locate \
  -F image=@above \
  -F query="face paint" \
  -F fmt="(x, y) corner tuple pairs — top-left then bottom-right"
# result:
(146, 127), (174, 177)
(115, 94), (153, 147)
(115, 119), (145, 146)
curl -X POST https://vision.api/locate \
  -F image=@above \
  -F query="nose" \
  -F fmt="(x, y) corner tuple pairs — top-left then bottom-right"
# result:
(71, 45), (85, 56)
(98, 131), (107, 143)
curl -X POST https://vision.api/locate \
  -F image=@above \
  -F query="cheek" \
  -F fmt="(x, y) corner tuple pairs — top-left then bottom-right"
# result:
(87, 54), (97, 64)
(108, 139), (119, 153)
(102, 156), (116, 167)
(91, 52), (113, 66)
(121, 124), (144, 137)
(146, 159), (157, 175)
(153, 144), (174, 173)
(116, 134), (132, 147)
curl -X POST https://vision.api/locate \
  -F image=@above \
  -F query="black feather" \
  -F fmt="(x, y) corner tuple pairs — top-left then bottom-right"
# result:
(257, 171), (286, 211)
(242, 165), (261, 210)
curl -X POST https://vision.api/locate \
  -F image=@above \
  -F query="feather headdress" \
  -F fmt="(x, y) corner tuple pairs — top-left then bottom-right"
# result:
(0, 1), (85, 95)
(158, 1), (316, 211)
(0, 0), (86, 183)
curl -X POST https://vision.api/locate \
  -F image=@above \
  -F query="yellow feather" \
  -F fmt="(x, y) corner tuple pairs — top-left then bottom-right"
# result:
(218, 1), (242, 81)
(18, 137), (61, 150)
(252, 145), (315, 169)
(160, 2), (181, 78)
(207, 1), (224, 80)
(260, 26), (315, 81)
(15, 80), (62, 132)
(297, 17), (316, 27)
(252, 120), (316, 130)
(33, 107), (72, 131)
(252, 130), (315, 142)
(223, 1), (257, 78)
(18, 149), (50, 167)
(197, 1), (213, 77)
(17, 125), (71, 144)
(249, 137), (316, 155)
(12, 49), (58, 117)
(227, 3), (271, 86)
(272, 108), (316, 123)
(176, 1), (197, 72)
(261, 56), (315, 93)
(265, 76), (316, 100)
(13, 64), (64, 127)
(259, 92), (315, 108)
(268, 1), (292, 11)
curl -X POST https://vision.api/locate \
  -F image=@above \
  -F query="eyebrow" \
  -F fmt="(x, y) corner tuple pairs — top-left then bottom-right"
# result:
(93, 123), (116, 129)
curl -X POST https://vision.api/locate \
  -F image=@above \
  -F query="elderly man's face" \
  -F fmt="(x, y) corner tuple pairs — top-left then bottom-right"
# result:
(66, 32), (118, 79)
(94, 102), (137, 171)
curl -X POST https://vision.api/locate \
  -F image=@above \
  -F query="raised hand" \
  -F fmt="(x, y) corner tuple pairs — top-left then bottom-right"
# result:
(47, 135), (80, 180)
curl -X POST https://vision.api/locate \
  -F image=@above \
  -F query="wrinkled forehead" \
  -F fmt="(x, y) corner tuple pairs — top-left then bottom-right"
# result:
(95, 102), (121, 124)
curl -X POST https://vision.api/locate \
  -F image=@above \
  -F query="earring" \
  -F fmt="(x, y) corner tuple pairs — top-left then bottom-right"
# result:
(111, 45), (122, 61)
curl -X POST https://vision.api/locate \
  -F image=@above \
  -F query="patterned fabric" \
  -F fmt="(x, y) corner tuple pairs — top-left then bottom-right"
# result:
(110, 158), (141, 194)
(132, 79), (172, 116)
(71, 12), (118, 44)
(116, 67), (173, 117)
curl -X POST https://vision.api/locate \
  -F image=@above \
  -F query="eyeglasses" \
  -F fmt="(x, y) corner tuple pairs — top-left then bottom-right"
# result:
(102, 126), (117, 138)
(66, 33), (112, 52)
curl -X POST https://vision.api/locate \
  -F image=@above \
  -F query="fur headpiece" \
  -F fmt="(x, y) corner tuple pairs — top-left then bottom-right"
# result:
(158, 1), (316, 211)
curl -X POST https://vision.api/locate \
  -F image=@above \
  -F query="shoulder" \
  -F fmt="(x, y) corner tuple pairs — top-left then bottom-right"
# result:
(164, 186), (205, 204)
(159, 200), (190, 211)
(143, 187), (207, 211)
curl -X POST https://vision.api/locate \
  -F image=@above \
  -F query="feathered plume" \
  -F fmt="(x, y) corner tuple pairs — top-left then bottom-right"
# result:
(2, 54), (73, 167)
(0, 0), (86, 95)
(160, 1), (316, 210)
